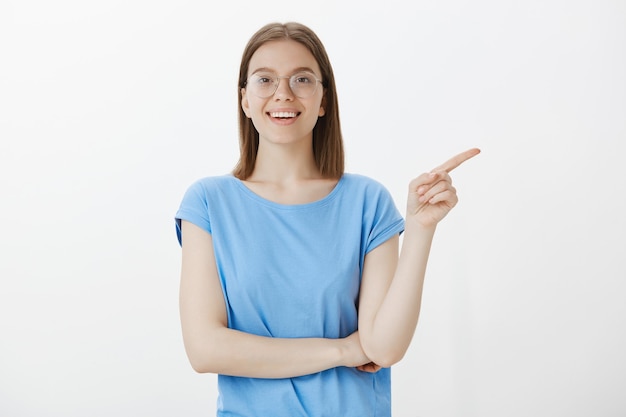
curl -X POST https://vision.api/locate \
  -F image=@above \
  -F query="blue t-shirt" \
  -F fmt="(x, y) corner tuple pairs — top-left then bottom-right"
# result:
(175, 173), (404, 417)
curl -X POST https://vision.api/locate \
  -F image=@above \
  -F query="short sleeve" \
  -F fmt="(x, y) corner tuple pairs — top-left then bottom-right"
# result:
(364, 182), (405, 254)
(175, 179), (212, 246)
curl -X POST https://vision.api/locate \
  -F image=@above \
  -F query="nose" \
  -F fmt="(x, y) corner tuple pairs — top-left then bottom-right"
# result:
(274, 76), (294, 100)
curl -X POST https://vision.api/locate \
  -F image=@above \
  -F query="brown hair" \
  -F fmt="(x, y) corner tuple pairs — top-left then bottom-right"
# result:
(233, 22), (345, 180)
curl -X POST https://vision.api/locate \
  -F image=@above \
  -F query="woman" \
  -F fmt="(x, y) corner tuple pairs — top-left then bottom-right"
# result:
(175, 21), (479, 417)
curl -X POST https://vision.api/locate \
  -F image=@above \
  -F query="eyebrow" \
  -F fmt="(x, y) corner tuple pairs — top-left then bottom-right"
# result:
(250, 66), (320, 76)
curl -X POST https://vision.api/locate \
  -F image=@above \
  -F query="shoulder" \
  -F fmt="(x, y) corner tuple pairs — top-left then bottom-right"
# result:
(183, 174), (238, 196)
(175, 175), (239, 240)
(342, 174), (404, 252)
(341, 173), (393, 197)
(177, 174), (242, 212)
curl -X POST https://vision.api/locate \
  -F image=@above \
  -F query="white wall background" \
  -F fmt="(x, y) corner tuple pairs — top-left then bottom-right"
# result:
(1, 0), (625, 416)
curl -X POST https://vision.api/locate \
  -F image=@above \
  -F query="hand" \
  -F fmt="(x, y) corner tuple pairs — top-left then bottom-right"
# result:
(356, 362), (383, 373)
(406, 148), (480, 228)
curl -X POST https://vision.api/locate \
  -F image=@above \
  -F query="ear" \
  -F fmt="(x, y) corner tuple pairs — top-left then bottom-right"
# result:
(318, 91), (326, 117)
(241, 88), (251, 118)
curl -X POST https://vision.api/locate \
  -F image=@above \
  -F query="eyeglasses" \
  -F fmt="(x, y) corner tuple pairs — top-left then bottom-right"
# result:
(245, 71), (323, 99)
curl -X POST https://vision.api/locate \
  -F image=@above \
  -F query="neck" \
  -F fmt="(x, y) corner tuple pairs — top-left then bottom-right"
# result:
(251, 139), (321, 182)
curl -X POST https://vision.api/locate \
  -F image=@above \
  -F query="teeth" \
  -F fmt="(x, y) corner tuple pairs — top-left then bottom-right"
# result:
(270, 111), (297, 118)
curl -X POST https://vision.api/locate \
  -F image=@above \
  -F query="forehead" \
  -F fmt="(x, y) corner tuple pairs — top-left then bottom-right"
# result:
(248, 39), (321, 75)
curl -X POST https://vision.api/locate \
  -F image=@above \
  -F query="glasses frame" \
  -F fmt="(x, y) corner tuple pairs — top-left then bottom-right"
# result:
(245, 71), (323, 99)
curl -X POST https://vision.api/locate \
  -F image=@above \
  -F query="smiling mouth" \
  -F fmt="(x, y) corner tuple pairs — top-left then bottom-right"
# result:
(268, 111), (300, 119)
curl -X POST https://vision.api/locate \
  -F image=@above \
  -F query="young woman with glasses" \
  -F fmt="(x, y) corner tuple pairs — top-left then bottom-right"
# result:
(175, 21), (479, 417)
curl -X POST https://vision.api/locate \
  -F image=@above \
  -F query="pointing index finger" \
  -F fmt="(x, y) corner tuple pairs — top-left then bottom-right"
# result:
(432, 148), (481, 173)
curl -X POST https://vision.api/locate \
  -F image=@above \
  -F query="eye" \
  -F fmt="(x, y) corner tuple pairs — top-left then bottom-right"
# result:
(253, 73), (276, 85)
(293, 72), (316, 84)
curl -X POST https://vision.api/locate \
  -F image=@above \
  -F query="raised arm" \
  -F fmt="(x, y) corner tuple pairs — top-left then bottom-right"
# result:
(179, 220), (370, 378)
(357, 148), (480, 368)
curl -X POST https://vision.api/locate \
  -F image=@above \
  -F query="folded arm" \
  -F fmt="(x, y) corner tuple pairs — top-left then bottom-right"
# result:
(179, 220), (370, 378)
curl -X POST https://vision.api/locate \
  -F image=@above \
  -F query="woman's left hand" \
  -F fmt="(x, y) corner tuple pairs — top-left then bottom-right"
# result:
(406, 148), (480, 228)
(356, 362), (382, 373)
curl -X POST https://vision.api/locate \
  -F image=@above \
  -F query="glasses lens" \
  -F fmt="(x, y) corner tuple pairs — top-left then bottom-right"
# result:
(247, 72), (320, 98)
(248, 73), (277, 98)
(289, 72), (319, 98)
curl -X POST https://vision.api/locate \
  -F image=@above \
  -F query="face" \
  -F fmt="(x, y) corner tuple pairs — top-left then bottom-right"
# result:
(241, 40), (326, 146)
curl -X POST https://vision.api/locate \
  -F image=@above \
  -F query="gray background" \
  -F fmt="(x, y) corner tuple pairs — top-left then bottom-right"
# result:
(1, 0), (625, 415)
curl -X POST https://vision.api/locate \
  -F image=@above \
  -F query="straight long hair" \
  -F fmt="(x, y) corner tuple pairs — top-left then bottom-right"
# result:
(233, 22), (345, 180)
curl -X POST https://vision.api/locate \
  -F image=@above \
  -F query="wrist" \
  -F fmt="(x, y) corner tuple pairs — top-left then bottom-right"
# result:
(403, 217), (437, 235)
(336, 336), (352, 368)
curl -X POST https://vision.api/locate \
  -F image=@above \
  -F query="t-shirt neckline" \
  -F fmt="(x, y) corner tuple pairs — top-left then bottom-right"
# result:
(230, 174), (346, 210)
